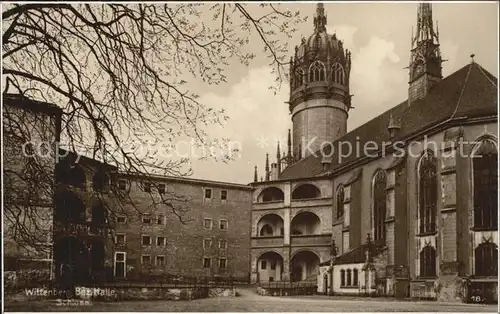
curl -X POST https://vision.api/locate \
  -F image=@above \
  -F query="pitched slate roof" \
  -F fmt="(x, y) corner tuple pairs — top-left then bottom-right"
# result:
(319, 242), (385, 266)
(279, 62), (498, 180)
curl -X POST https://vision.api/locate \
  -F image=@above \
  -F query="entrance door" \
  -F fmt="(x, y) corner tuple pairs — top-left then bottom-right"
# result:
(115, 252), (126, 278)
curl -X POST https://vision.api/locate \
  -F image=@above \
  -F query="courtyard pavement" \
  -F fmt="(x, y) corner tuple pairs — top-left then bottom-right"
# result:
(4, 286), (498, 312)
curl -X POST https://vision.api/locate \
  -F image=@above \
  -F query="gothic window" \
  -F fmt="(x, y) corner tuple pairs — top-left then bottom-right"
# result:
(353, 269), (358, 287)
(260, 224), (273, 236)
(419, 245), (436, 278)
(340, 269), (346, 286)
(336, 185), (344, 219)
(474, 241), (498, 276)
(295, 68), (304, 88)
(309, 61), (326, 82)
(373, 170), (387, 243)
(331, 63), (345, 85)
(418, 151), (437, 234)
(472, 139), (498, 230)
(346, 269), (352, 286)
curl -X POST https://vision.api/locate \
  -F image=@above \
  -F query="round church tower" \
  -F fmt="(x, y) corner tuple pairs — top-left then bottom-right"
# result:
(289, 4), (352, 158)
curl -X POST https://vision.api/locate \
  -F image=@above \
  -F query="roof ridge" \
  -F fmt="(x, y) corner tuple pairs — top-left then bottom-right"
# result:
(473, 62), (498, 88)
(449, 63), (473, 120)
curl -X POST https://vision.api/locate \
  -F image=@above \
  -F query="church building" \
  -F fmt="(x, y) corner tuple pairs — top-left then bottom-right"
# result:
(250, 3), (497, 303)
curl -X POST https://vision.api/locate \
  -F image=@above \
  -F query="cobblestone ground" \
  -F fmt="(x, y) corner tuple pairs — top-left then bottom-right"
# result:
(4, 287), (498, 312)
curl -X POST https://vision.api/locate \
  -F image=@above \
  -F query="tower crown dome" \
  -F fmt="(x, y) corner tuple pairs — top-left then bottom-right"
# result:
(290, 3), (352, 97)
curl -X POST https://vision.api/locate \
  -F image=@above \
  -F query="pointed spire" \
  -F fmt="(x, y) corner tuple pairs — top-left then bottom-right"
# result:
(313, 3), (327, 32)
(413, 3), (438, 47)
(254, 166), (258, 183)
(265, 153), (270, 181)
(287, 129), (292, 158)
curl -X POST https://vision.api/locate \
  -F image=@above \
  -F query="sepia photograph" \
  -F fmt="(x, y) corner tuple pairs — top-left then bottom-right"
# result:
(1, 1), (498, 312)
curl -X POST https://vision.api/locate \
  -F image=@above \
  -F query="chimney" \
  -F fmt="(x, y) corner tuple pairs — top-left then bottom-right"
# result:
(270, 163), (279, 181)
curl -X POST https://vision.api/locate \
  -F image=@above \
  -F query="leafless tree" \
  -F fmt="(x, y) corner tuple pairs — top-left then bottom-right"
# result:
(2, 3), (305, 256)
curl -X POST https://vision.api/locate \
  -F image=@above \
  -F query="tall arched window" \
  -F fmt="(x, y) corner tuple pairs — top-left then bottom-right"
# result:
(295, 68), (304, 89)
(336, 185), (345, 219)
(340, 269), (346, 286)
(472, 138), (498, 230)
(331, 63), (345, 85)
(309, 61), (326, 82)
(418, 151), (437, 234)
(475, 241), (498, 276)
(346, 269), (352, 286)
(373, 170), (387, 243)
(353, 269), (358, 287)
(420, 245), (436, 277)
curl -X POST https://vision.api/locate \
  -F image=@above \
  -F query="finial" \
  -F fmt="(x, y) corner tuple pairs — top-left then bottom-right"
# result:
(470, 54), (475, 63)
(277, 141), (281, 159)
(366, 233), (372, 244)
(313, 2), (327, 32)
(265, 153), (270, 181)
(287, 129), (292, 157)
(254, 166), (258, 183)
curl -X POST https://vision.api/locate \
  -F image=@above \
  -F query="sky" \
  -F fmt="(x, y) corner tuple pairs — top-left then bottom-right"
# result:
(180, 2), (499, 185)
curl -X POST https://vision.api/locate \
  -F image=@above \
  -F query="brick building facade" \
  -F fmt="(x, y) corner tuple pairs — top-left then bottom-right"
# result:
(250, 3), (498, 303)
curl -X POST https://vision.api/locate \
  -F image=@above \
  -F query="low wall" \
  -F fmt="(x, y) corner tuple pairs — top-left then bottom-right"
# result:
(256, 286), (316, 296)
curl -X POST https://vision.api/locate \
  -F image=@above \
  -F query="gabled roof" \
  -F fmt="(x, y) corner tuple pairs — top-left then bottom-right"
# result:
(319, 242), (385, 266)
(280, 62), (498, 180)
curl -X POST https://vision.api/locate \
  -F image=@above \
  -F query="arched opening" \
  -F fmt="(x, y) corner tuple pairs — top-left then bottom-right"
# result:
(331, 63), (345, 85)
(93, 171), (110, 192)
(418, 151), (437, 234)
(373, 170), (387, 243)
(91, 201), (106, 226)
(54, 237), (89, 286)
(55, 159), (86, 189)
(291, 250), (320, 281)
(290, 212), (321, 235)
(292, 184), (321, 200)
(257, 187), (284, 202)
(257, 214), (284, 237)
(472, 138), (497, 230)
(419, 245), (436, 278)
(474, 242), (497, 276)
(309, 61), (326, 82)
(257, 251), (284, 282)
(55, 191), (86, 223)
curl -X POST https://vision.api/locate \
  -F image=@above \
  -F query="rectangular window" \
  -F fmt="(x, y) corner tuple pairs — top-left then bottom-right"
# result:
(157, 236), (166, 246)
(219, 239), (227, 249)
(204, 218), (213, 230)
(156, 255), (165, 266)
(141, 255), (151, 265)
(261, 260), (267, 270)
(144, 182), (151, 192)
(142, 235), (152, 246)
(158, 184), (166, 194)
(221, 190), (227, 200)
(203, 257), (211, 268)
(219, 219), (228, 230)
(219, 258), (227, 269)
(142, 215), (151, 224)
(203, 238), (212, 249)
(205, 188), (212, 199)
(116, 216), (126, 223)
(118, 179), (127, 190)
(157, 215), (165, 225)
(116, 234), (126, 245)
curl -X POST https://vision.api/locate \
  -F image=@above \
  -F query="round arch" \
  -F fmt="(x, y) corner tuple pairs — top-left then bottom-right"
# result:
(256, 213), (284, 237)
(291, 183), (321, 200)
(290, 211), (321, 235)
(256, 250), (285, 283)
(290, 249), (320, 281)
(257, 187), (285, 202)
